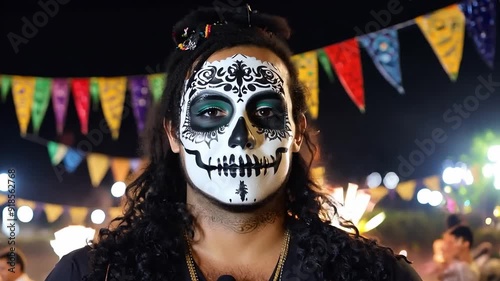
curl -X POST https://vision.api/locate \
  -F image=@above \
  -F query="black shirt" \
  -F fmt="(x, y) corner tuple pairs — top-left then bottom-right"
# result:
(45, 235), (422, 281)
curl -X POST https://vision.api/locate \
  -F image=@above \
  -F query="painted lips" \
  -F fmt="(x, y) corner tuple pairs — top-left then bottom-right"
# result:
(184, 147), (288, 178)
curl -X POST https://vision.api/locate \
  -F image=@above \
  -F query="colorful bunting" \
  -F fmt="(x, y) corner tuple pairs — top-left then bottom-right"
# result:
(129, 76), (151, 134)
(317, 49), (335, 83)
(44, 203), (64, 223)
(324, 39), (365, 112)
(69, 207), (88, 225)
(90, 77), (100, 110)
(291, 50), (320, 119)
(111, 157), (131, 182)
(47, 141), (68, 165)
(148, 73), (166, 103)
(416, 4), (466, 81)
(63, 148), (85, 173)
(358, 28), (404, 94)
(12, 76), (36, 136)
(71, 78), (91, 135)
(98, 77), (127, 140)
(86, 153), (110, 187)
(1, 75), (12, 102)
(31, 77), (52, 134)
(52, 78), (70, 135)
(462, 0), (496, 68)
(395, 180), (417, 201)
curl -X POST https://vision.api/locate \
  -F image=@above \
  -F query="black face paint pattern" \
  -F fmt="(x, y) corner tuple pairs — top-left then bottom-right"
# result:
(247, 91), (292, 141)
(184, 147), (288, 179)
(185, 54), (285, 103)
(236, 181), (249, 202)
(181, 94), (231, 148)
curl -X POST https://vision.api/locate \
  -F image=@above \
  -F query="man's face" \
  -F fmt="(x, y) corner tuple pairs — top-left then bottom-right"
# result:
(175, 47), (299, 206)
(442, 232), (468, 261)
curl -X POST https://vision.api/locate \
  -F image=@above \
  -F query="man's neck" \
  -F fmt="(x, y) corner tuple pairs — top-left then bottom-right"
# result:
(186, 186), (287, 263)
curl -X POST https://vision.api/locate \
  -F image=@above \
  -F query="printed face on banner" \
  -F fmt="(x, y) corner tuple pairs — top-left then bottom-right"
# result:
(178, 53), (298, 205)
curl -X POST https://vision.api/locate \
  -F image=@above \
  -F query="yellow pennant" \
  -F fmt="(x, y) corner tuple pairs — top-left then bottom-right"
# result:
(98, 77), (127, 139)
(12, 76), (36, 135)
(395, 180), (417, 201)
(291, 51), (319, 119)
(17, 199), (36, 209)
(423, 175), (441, 191)
(86, 153), (110, 187)
(368, 186), (389, 204)
(45, 203), (64, 223)
(416, 4), (465, 81)
(69, 206), (88, 225)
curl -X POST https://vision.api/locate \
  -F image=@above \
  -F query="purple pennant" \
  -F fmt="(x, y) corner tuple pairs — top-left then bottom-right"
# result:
(461, 0), (496, 68)
(129, 76), (151, 134)
(52, 78), (70, 135)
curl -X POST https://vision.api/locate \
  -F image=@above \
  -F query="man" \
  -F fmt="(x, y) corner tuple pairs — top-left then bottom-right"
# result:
(0, 248), (33, 281)
(46, 5), (422, 281)
(440, 225), (480, 281)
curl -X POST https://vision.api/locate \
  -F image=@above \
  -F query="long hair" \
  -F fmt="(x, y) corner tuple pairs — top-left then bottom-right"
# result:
(85, 6), (402, 281)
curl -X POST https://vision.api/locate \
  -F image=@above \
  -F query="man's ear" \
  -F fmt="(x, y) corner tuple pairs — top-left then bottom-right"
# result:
(292, 114), (307, 153)
(163, 119), (181, 153)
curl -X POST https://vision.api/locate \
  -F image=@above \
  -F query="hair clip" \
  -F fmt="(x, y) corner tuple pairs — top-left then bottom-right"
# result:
(177, 24), (212, 51)
(246, 4), (252, 27)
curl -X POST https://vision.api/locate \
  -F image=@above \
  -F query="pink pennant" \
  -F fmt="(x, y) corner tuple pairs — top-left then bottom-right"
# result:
(52, 78), (70, 135)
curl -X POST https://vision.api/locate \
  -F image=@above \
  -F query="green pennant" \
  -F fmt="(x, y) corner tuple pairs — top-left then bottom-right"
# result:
(317, 49), (335, 83)
(47, 141), (68, 165)
(90, 77), (100, 110)
(148, 74), (166, 103)
(1, 75), (12, 103)
(31, 77), (52, 134)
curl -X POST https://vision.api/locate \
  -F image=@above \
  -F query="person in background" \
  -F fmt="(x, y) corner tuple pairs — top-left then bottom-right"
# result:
(0, 248), (34, 281)
(439, 225), (480, 281)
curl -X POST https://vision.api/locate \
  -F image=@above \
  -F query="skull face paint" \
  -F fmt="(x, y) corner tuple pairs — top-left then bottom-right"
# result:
(179, 53), (295, 205)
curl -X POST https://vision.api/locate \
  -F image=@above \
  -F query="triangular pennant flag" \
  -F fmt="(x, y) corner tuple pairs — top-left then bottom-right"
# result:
(71, 78), (91, 135)
(129, 76), (151, 134)
(148, 73), (166, 103)
(368, 186), (389, 204)
(1, 75), (12, 102)
(86, 153), (110, 187)
(110, 157), (131, 182)
(47, 141), (68, 165)
(317, 49), (335, 83)
(98, 77), (127, 140)
(0, 194), (7, 204)
(323, 39), (365, 112)
(423, 175), (441, 191)
(16, 199), (36, 209)
(31, 77), (52, 134)
(129, 158), (142, 172)
(462, 0), (496, 68)
(395, 180), (417, 201)
(52, 78), (70, 135)
(12, 76), (36, 136)
(358, 28), (404, 94)
(44, 203), (64, 223)
(90, 77), (100, 110)
(63, 148), (85, 173)
(416, 4), (465, 81)
(109, 207), (124, 220)
(291, 50), (320, 119)
(69, 206), (88, 225)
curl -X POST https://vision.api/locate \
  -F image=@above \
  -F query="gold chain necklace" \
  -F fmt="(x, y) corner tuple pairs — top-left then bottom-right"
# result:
(184, 229), (291, 281)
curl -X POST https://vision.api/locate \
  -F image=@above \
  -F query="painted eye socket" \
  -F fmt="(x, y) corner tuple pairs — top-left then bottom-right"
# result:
(189, 93), (233, 132)
(247, 92), (286, 130)
(255, 106), (274, 118)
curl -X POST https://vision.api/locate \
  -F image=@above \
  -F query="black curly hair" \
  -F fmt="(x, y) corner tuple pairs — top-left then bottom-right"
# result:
(85, 6), (405, 281)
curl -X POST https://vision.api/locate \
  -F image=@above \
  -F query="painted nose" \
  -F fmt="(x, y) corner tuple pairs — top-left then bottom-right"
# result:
(228, 117), (256, 149)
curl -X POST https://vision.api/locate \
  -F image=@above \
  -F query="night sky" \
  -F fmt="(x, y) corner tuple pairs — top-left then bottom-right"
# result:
(1, 0), (499, 208)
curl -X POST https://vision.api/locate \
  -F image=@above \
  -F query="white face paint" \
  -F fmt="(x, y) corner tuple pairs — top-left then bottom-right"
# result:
(178, 54), (296, 205)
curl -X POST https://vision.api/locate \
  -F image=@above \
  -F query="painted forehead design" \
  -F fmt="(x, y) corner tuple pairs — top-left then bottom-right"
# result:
(184, 54), (285, 103)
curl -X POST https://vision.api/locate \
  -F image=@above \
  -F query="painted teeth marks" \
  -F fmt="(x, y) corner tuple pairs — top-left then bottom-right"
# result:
(184, 147), (288, 179)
